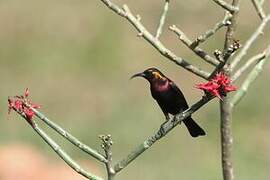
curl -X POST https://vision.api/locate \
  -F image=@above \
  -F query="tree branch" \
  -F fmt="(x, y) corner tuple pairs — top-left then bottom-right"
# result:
(114, 95), (213, 173)
(212, 0), (239, 13)
(11, 1), (270, 179)
(220, 95), (234, 180)
(190, 14), (232, 48)
(231, 52), (264, 82)
(33, 123), (103, 180)
(208, 40), (241, 80)
(100, 0), (210, 79)
(100, 135), (115, 180)
(231, 44), (270, 106)
(251, 0), (266, 20)
(230, 15), (270, 70)
(169, 25), (220, 66)
(30, 107), (108, 164)
(155, 0), (170, 39)
(220, 1), (241, 180)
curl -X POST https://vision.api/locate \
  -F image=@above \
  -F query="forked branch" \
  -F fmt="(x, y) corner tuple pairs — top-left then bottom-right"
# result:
(230, 15), (270, 70)
(169, 25), (220, 66)
(212, 0), (239, 13)
(231, 44), (270, 106)
(9, 1), (270, 180)
(100, 0), (210, 79)
(251, 0), (266, 20)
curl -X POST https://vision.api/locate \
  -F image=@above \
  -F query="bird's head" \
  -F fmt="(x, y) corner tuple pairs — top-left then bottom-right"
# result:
(130, 68), (167, 83)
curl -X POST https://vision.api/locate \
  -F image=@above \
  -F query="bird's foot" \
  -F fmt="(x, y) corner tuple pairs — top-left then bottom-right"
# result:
(171, 116), (180, 125)
(165, 115), (170, 121)
(159, 121), (168, 137)
(159, 126), (166, 137)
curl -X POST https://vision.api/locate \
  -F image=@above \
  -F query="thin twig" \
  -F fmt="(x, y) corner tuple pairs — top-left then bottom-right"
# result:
(30, 107), (107, 163)
(32, 123), (103, 180)
(191, 14), (232, 48)
(169, 25), (220, 66)
(212, 0), (239, 13)
(155, 0), (170, 39)
(208, 41), (241, 80)
(100, 135), (115, 180)
(231, 45), (270, 106)
(208, 50), (226, 79)
(100, 0), (210, 79)
(260, 0), (265, 5)
(231, 53), (264, 82)
(230, 15), (270, 70)
(114, 95), (213, 173)
(251, 0), (266, 20)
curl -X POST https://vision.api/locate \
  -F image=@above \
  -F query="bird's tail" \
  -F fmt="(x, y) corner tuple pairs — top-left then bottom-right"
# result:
(183, 117), (206, 138)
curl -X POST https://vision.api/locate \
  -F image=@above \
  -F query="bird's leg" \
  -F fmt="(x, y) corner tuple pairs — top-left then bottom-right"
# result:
(171, 115), (177, 124)
(164, 113), (170, 121)
(172, 109), (185, 124)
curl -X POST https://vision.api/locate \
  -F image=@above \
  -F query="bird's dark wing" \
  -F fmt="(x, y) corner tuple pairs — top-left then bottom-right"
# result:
(156, 100), (170, 120)
(168, 80), (189, 109)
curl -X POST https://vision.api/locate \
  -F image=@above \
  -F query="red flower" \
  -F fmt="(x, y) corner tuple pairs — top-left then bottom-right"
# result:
(196, 72), (237, 100)
(8, 88), (40, 126)
(24, 108), (35, 120)
(14, 100), (23, 110)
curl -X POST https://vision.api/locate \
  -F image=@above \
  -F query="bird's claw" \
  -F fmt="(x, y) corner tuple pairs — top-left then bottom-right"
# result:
(171, 116), (180, 125)
(159, 122), (167, 137)
(159, 126), (166, 137)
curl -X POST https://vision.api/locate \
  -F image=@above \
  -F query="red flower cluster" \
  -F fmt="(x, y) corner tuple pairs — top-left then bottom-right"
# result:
(196, 73), (237, 100)
(8, 88), (40, 125)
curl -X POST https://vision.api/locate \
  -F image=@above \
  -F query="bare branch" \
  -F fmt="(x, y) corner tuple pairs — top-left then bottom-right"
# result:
(155, 0), (170, 39)
(220, 1), (241, 180)
(114, 95), (213, 173)
(208, 50), (226, 79)
(251, 0), (266, 20)
(212, 0), (239, 13)
(100, 0), (125, 16)
(169, 25), (220, 66)
(231, 44), (270, 106)
(230, 15), (270, 70)
(208, 40), (241, 79)
(32, 123), (103, 180)
(191, 14), (232, 48)
(100, 0), (210, 79)
(31, 107), (108, 163)
(100, 135), (115, 180)
(231, 53), (264, 82)
(220, 96), (234, 180)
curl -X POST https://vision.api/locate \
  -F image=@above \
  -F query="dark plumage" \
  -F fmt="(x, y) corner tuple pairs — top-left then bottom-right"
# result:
(131, 67), (206, 137)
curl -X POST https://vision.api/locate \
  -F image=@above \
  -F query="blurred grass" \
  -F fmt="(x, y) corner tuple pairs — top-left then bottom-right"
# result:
(0, 0), (270, 179)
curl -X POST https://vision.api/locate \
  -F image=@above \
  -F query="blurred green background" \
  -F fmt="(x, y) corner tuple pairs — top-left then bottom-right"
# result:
(0, 0), (270, 179)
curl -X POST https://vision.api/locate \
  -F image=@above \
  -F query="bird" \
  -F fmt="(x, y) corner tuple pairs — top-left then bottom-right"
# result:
(131, 67), (206, 137)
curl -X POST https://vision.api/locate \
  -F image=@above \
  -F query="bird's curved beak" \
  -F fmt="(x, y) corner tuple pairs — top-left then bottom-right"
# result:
(130, 72), (145, 80)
